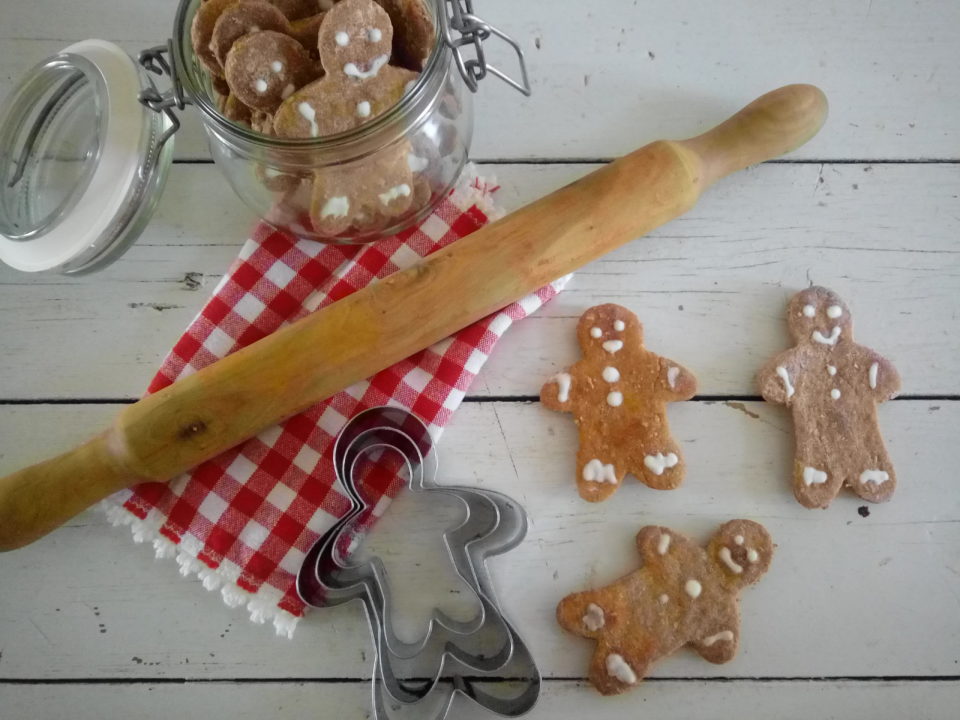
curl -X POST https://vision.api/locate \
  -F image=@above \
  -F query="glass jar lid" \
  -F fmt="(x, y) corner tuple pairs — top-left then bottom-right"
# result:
(0, 40), (173, 274)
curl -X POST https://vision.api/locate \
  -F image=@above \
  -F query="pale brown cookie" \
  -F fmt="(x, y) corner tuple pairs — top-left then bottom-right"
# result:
(212, 1), (292, 67)
(308, 141), (413, 235)
(269, 0), (323, 20)
(223, 93), (254, 126)
(541, 304), (697, 502)
(375, 0), (434, 71)
(191, 0), (240, 76)
(557, 520), (773, 695)
(757, 287), (901, 509)
(211, 73), (232, 97)
(224, 30), (319, 111)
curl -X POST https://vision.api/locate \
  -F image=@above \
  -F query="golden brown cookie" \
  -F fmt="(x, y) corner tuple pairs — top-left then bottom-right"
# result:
(212, 1), (292, 67)
(375, 0), (434, 71)
(557, 520), (773, 695)
(757, 287), (901, 509)
(289, 12), (327, 53)
(250, 108), (275, 134)
(224, 30), (319, 111)
(541, 304), (697, 502)
(223, 93), (254, 126)
(191, 0), (240, 76)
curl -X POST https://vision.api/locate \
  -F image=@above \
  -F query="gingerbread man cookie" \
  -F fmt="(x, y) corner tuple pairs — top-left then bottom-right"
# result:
(541, 304), (697, 502)
(211, 1), (292, 68)
(557, 520), (773, 695)
(757, 287), (901, 509)
(225, 30), (319, 112)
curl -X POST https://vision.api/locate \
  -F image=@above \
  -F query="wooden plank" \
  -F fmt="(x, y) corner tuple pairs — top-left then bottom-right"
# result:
(2, 680), (959, 720)
(2, 0), (958, 160)
(0, 400), (956, 680)
(0, 162), (957, 400)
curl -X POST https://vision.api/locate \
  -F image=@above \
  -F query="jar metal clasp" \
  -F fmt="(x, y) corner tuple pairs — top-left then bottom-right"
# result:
(136, 41), (188, 160)
(440, 0), (532, 96)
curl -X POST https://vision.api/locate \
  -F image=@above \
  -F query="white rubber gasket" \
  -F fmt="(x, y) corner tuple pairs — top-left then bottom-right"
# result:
(0, 40), (147, 272)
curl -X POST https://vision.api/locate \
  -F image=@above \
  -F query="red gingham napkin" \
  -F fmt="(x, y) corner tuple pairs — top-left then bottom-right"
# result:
(102, 168), (569, 637)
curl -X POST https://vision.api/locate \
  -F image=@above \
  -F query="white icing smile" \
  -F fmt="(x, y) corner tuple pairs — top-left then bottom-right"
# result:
(344, 54), (389, 79)
(602, 339), (623, 354)
(718, 546), (743, 574)
(812, 327), (841, 346)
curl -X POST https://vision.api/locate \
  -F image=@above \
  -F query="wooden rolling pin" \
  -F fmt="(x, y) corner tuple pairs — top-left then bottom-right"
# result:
(0, 84), (827, 551)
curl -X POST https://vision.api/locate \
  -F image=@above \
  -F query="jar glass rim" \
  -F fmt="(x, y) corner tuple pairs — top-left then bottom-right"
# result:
(172, 0), (447, 150)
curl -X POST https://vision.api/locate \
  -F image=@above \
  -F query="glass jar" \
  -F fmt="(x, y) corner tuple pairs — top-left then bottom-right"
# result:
(0, 0), (529, 274)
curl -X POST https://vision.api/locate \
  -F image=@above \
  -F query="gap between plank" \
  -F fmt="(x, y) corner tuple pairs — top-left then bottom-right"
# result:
(169, 158), (960, 166)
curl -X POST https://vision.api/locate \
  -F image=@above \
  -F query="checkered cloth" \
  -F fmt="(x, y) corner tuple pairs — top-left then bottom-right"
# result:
(103, 168), (569, 637)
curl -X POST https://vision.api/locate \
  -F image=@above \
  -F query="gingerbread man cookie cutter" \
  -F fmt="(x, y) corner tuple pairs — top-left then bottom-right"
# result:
(297, 407), (540, 719)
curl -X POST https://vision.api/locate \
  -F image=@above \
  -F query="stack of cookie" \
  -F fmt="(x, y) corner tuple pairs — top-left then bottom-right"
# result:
(191, 0), (436, 235)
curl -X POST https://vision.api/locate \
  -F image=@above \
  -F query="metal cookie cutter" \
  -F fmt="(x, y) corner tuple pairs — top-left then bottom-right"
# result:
(297, 407), (540, 719)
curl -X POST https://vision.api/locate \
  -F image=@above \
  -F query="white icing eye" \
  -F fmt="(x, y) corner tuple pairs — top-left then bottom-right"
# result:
(827, 305), (843, 319)
(802, 304), (816, 318)
(335, 31), (349, 46)
(590, 327), (602, 338)
(254, 78), (268, 93)
(613, 319), (625, 331)
(271, 60), (283, 73)
(367, 27), (382, 42)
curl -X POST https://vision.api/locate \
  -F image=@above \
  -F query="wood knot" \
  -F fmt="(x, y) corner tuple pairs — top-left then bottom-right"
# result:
(178, 421), (208, 440)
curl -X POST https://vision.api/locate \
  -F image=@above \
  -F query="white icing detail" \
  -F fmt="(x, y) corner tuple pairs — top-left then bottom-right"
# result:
(803, 304), (816, 317)
(298, 102), (319, 136)
(606, 391), (623, 407)
(602, 366), (620, 383)
(827, 305), (843, 319)
(582, 459), (617, 484)
(335, 31), (350, 46)
(869, 362), (879, 389)
(271, 60), (283, 73)
(828, 365), (837, 376)
(644, 453), (679, 476)
(407, 154), (429, 172)
(812, 327), (842, 345)
(602, 340), (623, 354)
(343, 54), (389, 79)
(775, 366), (795, 399)
(254, 78), (268, 93)
(831, 388), (841, 400)
(659, 593), (669, 604)
(356, 100), (371, 118)
(367, 27), (382, 42)
(703, 630), (735, 646)
(657, 533), (671, 555)
(605, 654), (637, 685)
(667, 366), (680, 389)
(684, 579), (702, 599)
(583, 603), (605, 631)
(746, 548), (759, 563)
(250, 24), (260, 32)
(734, 535), (744, 545)
(803, 466), (828, 486)
(613, 319), (625, 331)
(554, 372), (572, 403)
(718, 547), (743, 574)
(405, 79), (418, 93)
(320, 196), (350, 218)
(860, 469), (890, 486)
(590, 326), (602, 339)
(263, 167), (283, 178)
(379, 183), (411, 205)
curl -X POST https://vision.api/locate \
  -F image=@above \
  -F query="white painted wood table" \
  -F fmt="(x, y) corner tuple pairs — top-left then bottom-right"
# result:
(1, 1), (959, 717)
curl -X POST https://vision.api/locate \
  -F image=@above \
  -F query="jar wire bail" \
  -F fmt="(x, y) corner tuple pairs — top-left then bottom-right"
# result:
(136, 41), (186, 161)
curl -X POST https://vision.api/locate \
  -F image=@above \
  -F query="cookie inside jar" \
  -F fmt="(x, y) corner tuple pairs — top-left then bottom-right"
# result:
(191, 0), (446, 240)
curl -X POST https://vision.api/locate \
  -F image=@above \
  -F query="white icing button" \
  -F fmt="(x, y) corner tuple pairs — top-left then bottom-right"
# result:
(684, 579), (702, 599)
(602, 366), (620, 383)
(590, 327), (602, 339)
(602, 339), (623, 354)
(356, 100), (371, 118)
(335, 31), (350, 46)
(606, 391), (623, 407)
(831, 388), (841, 400)
(802, 304), (816, 317)
(613, 319), (625, 331)
(827, 365), (837, 376)
(659, 593), (669, 604)
(827, 305), (843, 319)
